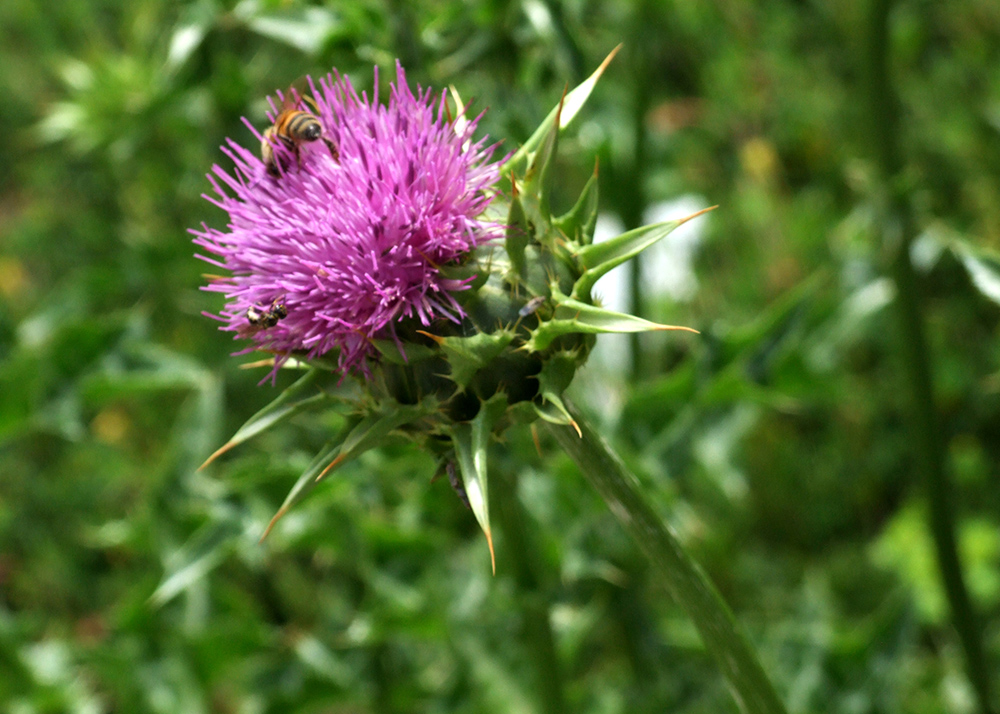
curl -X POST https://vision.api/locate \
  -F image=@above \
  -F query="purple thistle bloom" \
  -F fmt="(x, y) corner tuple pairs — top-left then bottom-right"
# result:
(192, 62), (504, 377)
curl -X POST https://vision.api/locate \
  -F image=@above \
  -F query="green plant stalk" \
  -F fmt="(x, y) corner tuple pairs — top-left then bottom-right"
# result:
(546, 404), (787, 714)
(494, 466), (566, 714)
(868, 1), (994, 711)
(622, 7), (654, 380)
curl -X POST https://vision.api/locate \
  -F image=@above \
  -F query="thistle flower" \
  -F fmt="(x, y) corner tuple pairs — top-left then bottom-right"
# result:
(183, 56), (796, 714)
(192, 62), (504, 376)
(195, 51), (710, 570)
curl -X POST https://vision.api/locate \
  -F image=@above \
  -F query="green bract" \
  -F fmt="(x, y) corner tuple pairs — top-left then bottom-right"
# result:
(200, 48), (710, 570)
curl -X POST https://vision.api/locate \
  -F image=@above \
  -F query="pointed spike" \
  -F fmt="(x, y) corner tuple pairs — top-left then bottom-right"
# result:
(531, 423), (544, 458)
(451, 394), (508, 575)
(677, 205), (718, 225)
(572, 205), (717, 300)
(486, 527), (496, 576)
(199, 370), (324, 469)
(576, 205), (717, 270)
(555, 44), (620, 132)
(415, 329), (444, 345)
(526, 293), (700, 352)
(502, 45), (621, 173)
(260, 507), (286, 542)
(653, 324), (701, 334)
(198, 440), (236, 471)
(240, 358), (276, 369)
(590, 45), (622, 86)
(260, 440), (343, 542)
(315, 452), (345, 483)
(259, 403), (435, 545)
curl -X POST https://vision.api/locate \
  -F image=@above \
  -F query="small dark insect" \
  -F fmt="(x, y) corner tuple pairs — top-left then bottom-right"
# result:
(518, 295), (546, 318)
(430, 459), (471, 510)
(446, 461), (471, 510)
(241, 296), (287, 336)
(261, 92), (338, 177)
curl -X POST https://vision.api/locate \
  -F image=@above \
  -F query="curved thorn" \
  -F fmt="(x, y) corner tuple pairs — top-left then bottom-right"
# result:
(198, 440), (236, 471)
(486, 527), (496, 576)
(415, 330), (444, 344)
(653, 325), (700, 334)
(677, 205), (718, 225)
(259, 507), (286, 542)
(240, 358), (276, 370)
(315, 452), (345, 483)
(531, 423), (544, 458)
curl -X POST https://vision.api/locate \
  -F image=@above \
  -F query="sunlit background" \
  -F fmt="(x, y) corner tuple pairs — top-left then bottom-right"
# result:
(3, 1), (1000, 711)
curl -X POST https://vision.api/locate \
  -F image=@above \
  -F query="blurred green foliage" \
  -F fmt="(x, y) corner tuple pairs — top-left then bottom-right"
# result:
(2, 0), (1000, 712)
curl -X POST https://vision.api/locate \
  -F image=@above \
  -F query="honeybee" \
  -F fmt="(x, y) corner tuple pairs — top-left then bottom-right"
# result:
(261, 92), (338, 177)
(240, 296), (287, 336)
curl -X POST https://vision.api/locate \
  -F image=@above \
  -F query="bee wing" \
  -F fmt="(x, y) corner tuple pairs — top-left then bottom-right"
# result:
(288, 76), (318, 111)
(300, 94), (321, 114)
(268, 83), (302, 115)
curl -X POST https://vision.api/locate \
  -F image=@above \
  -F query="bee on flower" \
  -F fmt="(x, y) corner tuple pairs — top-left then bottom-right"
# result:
(193, 63), (505, 375)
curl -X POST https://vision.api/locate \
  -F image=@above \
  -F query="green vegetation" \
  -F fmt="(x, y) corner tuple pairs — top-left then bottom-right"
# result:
(2, 1), (1000, 712)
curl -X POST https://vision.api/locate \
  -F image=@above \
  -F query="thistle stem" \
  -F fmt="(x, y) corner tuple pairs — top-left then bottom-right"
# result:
(545, 405), (787, 714)
(867, 1), (994, 710)
(622, 8), (653, 380)
(494, 465), (566, 714)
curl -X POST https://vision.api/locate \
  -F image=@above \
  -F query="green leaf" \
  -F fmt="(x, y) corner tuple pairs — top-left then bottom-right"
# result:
(199, 369), (325, 470)
(546, 404), (788, 714)
(505, 193), (531, 284)
(533, 396), (578, 434)
(954, 241), (1000, 306)
(502, 45), (621, 173)
(150, 507), (243, 607)
(81, 342), (215, 402)
(322, 400), (437, 482)
(723, 270), (828, 363)
(260, 434), (344, 542)
(451, 393), (508, 573)
(522, 102), (561, 222)
(525, 294), (698, 352)
(572, 206), (716, 300)
(433, 332), (515, 390)
(259, 436), (347, 542)
(553, 163), (599, 247)
(261, 400), (437, 539)
(533, 351), (581, 435)
(165, 0), (219, 71)
(234, 1), (340, 55)
(370, 338), (438, 365)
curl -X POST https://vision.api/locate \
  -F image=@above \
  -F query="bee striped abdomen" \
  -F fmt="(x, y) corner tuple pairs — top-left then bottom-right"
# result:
(284, 112), (323, 142)
(261, 94), (339, 177)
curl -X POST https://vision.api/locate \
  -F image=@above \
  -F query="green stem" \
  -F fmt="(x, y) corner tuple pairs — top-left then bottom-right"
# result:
(494, 465), (566, 714)
(545, 404), (787, 714)
(622, 5), (653, 380)
(868, 2), (994, 711)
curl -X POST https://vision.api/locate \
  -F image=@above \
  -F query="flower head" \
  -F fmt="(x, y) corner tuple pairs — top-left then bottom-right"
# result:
(194, 49), (707, 571)
(192, 63), (504, 376)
